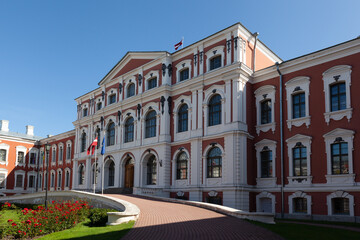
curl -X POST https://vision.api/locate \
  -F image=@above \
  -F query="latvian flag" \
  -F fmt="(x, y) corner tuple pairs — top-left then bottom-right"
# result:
(87, 137), (98, 155)
(174, 39), (183, 50)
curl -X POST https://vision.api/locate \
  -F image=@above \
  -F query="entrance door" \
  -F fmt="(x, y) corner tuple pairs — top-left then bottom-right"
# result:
(124, 160), (134, 188)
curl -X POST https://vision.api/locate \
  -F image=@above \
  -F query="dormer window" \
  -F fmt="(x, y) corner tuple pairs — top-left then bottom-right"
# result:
(209, 55), (221, 70)
(147, 77), (157, 90)
(180, 68), (189, 81)
(109, 94), (116, 104)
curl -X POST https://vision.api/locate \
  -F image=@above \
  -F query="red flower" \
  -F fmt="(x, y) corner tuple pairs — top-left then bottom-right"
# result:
(40, 230), (42, 232)
(7, 219), (13, 222)
(12, 223), (17, 226)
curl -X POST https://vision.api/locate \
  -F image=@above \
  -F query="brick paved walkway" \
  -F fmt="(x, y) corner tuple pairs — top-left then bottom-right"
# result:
(107, 194), (283, 240)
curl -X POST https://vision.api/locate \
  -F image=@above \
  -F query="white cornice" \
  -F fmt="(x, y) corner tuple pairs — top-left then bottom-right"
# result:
(254, 38), (360, 83)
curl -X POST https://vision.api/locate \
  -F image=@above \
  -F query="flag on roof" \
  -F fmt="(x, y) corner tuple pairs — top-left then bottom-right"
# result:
(174, 38), (183, 50)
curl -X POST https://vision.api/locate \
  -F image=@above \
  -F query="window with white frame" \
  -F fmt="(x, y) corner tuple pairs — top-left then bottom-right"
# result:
(0, 149), (7, 165)
(108, 93), (116, 105)
(254, 85), (276, 135)
(286, 134), (312, 185)
(39, 150), (44, 166)
(288, 191), (312, 215)
(52, 146), (56, 165)
(255, 139), (277, 186)
(50, 171), (55, 188)
(0, 169), (7, 189)
(205, 46), (224, 72)
(145, 110), (157, 138)
(96, 101), (102, 111)
(66, 142), (72, 160)
(327, 191), (354, 216)
(175, 59), (192, 83)
(106, 121), (115, 146)
(144, 71), (159, 91)
(29, 151), (36, 166)
(14, 171), (25, 189)
(323, 128), (354, 184)
(178, 104), (189, 132)
(15, 146), (27, 167)
(208, 94), (222, 126)
(81, 132), (86, 153)
(127, 83), (135, 98)
(28, 173), (36, 189)
(38, 173), (42, 189)
(83, 107), (88, 117)
(147, 77), (157, 90)
(322, 65), (352, 124)
(65, 169), (70, 188)
(57, 170), (62, 189)
(58, 145), (63, 163)
(124, 117), (134, 143)
(285, 76), (310, 130)
(78, 164), (85, 185)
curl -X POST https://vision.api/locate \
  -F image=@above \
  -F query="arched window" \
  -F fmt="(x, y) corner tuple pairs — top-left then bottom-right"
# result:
(332, 197), (349, 215)
(107, 121), (115, 146)
(127, 83), (135, 98)
(50, 172), (55, 188)
(209, 55), (221, 70)
(178, 104), (188, 132)
(108, 162), (115, 186)
(180, 68), (189, 81)
(207, 147), (222, 178)
(176, 152), (188, 180)
(78, 165), (85, 185)
(208, 94), (221, 126)
(145, 110), (156, 138)
(125, 117), (134, 143)
(81, 132), (86, 153)
(147, 155), (157, 185)
(57, 171), (62, 189)
(65, 170), (70, 188)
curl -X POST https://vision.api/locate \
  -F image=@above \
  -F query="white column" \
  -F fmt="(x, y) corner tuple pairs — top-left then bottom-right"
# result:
(138, 70), (143, 94)
(198, 89), (203, 130)
(226, 33), (232, 65)
(232, 29), (241, 63)
(203, 104), (208, 136)
(191, 90), (197, 131)
(199, 46), (204, 75)
(193, 49), (198, 77)
(225, 80), (231, 124)
(162, 56), (172, 86)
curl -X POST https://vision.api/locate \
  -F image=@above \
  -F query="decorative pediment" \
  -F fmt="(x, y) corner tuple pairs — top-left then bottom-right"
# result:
(98, 52), (167, 86)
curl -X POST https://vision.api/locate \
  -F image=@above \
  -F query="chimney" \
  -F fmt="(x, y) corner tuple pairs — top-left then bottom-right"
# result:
(0, 120), (9, 132)
(26, 125), (34, 136)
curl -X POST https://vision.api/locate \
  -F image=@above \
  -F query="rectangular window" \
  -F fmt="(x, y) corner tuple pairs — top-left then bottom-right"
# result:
(29, 175), (35, 188)
(180, 68), (189, 81)
(65, 171), (70, 187)
(29, 153), (36, 165)
(147, 78), (157, 90)
(0, 173), (5, 188)
(261, 100), (272, 124)
(292, 93), (305, 119)
(330, 82), (346, 112)
(210, 56), (221, 70)
(260, 150), (272, 178)
(0, 150), (6, 163)
(18, 151), (25, 164)
(294, 198), (307, 213)
(333, 198), (349, 215)
(52, 150), (56, 163)
(15, 175), (23, 188)
(293, 146), (307, 176)
(83, 108), (88, 117)
(97, 102), (102, 111)
(331, 142), (348, 174)
(51, 173), (55, 188)
(109, 94), (116, 104)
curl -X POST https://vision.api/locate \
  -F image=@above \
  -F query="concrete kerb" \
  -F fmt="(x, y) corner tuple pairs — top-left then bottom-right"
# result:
(0, 190), (140, 225)
(136, 194), (275, 224)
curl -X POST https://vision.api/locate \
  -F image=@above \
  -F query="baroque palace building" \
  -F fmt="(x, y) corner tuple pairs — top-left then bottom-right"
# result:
(1, 22), (360, 221)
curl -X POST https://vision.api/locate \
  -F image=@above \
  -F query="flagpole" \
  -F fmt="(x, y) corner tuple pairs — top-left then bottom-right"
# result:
(101, 130), (105, 195)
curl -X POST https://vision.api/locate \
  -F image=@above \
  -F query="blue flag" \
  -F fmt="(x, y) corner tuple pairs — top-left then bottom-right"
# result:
(101, 136), (105, 155)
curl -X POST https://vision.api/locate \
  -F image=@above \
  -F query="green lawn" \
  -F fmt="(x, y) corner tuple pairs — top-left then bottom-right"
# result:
(251, 221), (360, 240)
(39, 219), (134, 240)
(0, 209), (22, 225)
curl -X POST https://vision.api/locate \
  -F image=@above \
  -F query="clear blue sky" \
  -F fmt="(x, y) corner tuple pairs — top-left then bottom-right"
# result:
(1, 0), (359, 137)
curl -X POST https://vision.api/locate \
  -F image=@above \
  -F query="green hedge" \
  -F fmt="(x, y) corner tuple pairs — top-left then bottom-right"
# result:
(88, 208), (117, 227)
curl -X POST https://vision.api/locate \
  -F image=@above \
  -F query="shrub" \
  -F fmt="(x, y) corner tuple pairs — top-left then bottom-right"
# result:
(89, 208), (115, 227)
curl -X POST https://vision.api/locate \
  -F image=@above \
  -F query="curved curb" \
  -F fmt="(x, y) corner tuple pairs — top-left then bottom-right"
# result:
(135, 194), (275, 224)
(0, 190), (140, 225)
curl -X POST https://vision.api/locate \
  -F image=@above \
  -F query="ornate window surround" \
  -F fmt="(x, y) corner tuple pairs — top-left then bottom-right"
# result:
(14, 170), (25, 190)
(285, 76), (311, 130)
(15, 146), (27, 167)
(288, 191), (312, 215)
(205, 45), (225, 72)
(124, 76), (137, 99)
(323, 128), (355, 185)
(327, 190), (354, 216)
(0, 143), (10, 166)
(254, 85), (276, 135)
(202, 144), (225, 187)
(144, 70), (159, 91)
(255, 139), (277, 187)
(175, 59), (192, 83)
(203, 85), (226, 136)
(106, 88), (118, 106)
(28, 148), (38, 168)
(286, 134), (312, 186)
(256, 191), (275, 214)
(173, 96), (192, 141)
(27, 171), (37, 190)
(322, 65), (352, 124)
(171, 148), (190, 187)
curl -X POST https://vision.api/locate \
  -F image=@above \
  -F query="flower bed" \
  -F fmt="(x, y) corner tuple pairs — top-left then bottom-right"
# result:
(0, 200), (91, 239)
